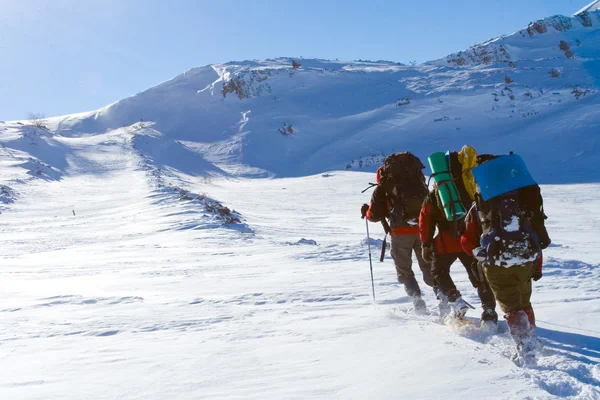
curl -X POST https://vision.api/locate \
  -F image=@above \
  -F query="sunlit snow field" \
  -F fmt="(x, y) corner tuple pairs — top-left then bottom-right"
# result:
(1, 134), (598, 398)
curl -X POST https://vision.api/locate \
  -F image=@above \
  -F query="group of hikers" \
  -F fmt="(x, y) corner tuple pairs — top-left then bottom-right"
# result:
(360, 146), (551, 365)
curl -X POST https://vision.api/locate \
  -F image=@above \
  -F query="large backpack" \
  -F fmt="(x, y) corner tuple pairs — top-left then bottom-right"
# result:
(475, 188), (542, 267)
(519, 184), (551, 249)
(475, 153), (551, 251)
(433, 148), (477, 239)
(379, 152), (428, 228)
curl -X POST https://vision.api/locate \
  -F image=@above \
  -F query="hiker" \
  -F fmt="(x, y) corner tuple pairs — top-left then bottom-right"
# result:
(461, 153), (551, 364)
(419, 187), (498, 321)
(419, 147), (498, 322)
(361, 152), (433, 313)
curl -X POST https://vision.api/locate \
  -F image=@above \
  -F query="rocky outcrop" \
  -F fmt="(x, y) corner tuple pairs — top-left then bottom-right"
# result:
(445, 44), (512, 67)
(222, 70), (273, 99)
(440, 11), (600, 67)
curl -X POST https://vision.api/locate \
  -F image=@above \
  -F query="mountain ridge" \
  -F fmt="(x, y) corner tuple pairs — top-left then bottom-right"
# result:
(3, 10), (600, 184)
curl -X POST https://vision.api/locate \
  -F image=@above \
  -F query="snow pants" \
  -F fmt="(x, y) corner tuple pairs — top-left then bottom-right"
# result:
(390, 234), (435, 297)
(432, 252), (496, 309)
(483, 262), (534, 314)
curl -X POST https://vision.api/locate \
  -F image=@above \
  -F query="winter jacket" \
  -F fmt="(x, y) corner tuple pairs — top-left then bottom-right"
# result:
(366, 185), (419, 235)
(461, 206), (543, 273)
(460, 206), (482, 257)
(418, 190), (464, 254)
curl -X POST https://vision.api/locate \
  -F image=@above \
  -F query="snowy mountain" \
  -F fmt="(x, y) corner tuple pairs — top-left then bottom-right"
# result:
(15, 9), (598, 186)
(1, 7), (600, 400)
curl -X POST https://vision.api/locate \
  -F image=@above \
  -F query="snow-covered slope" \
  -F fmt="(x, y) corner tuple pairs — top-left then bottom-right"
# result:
(21, 10), (598, 184)
(576, 0), (600, 15)
(1, 8), (600, 399)
(1, 166), (599, 399)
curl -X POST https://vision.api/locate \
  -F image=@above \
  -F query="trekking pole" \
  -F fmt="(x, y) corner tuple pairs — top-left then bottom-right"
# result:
(463, 300), (476, 310)
(365, 219), (376, 302)
(379, 220), (390, 262)
(380, 233), (388, 262)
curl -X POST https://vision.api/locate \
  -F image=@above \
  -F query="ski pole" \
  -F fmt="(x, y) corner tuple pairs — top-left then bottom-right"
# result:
(379, 233), (388, 262)
(380, 220), (391, 262)
(463, 300), (476, 310)
(365, 219), (376, 302)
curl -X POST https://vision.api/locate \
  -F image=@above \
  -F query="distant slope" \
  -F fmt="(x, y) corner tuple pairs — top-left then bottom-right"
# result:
(0, 121), (247, 229)
(15, 12), (600, 183)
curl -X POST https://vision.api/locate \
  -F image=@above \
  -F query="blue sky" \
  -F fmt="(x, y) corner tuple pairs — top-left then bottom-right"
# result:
(0, 0), (589, 120)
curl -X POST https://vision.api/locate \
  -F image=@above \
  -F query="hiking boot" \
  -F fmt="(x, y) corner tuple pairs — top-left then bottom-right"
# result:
(481, 308), (498, 324)
(436, 291), (451, 319)
(515, 337), (538, 367)
(439, 302), (451, 319)
(529, 327), (545, 353)
(450, 296), (469, 319)
(413, 296), (427, 315)
(402, 277), (421, 299)
(506, 310), (538, 365)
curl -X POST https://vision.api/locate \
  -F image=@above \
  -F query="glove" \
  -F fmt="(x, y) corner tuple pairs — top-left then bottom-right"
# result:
(539, 239), (551, 250)
(533, 271), (543, 281)
(361, 203), (369, 219)
(422, 241), (434, 263)
(539, 233), (551, 250)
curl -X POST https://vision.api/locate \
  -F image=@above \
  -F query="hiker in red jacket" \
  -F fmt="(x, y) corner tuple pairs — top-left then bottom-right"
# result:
(419, 188), (497, 321)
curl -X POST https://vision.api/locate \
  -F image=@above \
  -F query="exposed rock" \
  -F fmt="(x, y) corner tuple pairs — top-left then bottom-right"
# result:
(278, 123), (294, 136)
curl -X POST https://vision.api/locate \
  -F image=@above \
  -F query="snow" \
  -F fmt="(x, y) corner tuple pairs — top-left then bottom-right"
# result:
(1, 8), (600, 400)
(575, 1), (600, 15)
(0, 126), (599, 398)
(14, 10), (598, 185)
(505, 215), (520, 232)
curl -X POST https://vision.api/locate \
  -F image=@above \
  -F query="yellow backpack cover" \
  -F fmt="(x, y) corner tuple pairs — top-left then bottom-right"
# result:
(458, 145), (478, 200)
